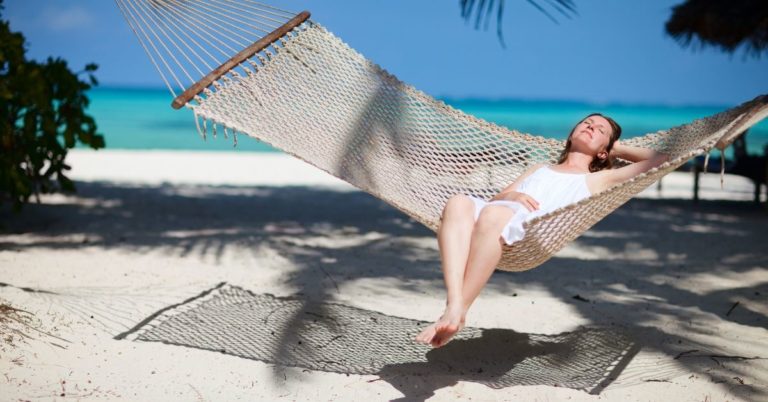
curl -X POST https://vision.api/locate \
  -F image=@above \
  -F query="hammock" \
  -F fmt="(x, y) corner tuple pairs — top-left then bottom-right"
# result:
(115, 0), (768, 272)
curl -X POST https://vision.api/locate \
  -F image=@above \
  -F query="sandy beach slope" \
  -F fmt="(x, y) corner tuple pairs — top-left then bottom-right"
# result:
(1, 149), (766, 401)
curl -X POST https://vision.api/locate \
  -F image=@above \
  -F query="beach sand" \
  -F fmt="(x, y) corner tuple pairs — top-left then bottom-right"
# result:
(1, 149), (766, 401)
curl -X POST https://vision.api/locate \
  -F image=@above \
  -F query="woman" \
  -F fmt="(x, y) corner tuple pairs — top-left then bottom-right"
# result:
(414, 113), (670, 348)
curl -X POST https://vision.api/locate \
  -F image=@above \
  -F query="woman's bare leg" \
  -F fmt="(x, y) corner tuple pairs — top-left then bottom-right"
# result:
(428, 205), (514, 347)
(438, 195), (476, 306)
(414, 195), (475, 345)
(460, 206), (513, 309)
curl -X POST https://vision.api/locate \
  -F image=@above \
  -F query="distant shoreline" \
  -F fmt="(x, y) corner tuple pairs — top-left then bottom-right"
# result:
(89, 86), (740, 109)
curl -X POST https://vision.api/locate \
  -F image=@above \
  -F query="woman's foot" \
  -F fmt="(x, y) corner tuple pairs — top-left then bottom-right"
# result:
(414, 305), (466, 347)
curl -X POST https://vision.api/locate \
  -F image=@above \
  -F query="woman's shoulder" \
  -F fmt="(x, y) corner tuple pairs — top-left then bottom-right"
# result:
(528, 163), (548, 172)
(526, 163), (551, 176)
(512, 163), (548, 185)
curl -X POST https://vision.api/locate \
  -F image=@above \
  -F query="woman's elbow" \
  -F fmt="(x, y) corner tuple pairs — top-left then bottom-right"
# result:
(654, 152), (670, 166)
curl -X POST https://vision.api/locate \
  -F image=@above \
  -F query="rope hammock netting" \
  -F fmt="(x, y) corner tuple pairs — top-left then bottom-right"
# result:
(115, 0), (768, 272)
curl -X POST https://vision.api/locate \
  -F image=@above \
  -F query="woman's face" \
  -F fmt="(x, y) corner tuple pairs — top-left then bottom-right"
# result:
(570, 115), (613, 159)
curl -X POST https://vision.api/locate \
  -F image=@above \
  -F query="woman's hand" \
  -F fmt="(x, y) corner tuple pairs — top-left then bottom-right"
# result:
(598, 143), (671, 192)
(493, 191), (540, 212)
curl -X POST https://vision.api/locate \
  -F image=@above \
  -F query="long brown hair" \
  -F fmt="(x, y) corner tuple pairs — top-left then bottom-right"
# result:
(557, 113), (622, 172)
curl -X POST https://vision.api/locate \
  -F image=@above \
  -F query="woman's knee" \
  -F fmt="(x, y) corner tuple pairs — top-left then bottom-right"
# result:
(474, 206), (514, 233)
(443, 194), (474, 218)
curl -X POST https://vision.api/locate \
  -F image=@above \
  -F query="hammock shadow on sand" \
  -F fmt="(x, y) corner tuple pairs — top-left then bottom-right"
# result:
(4, 183), (765, 397)
(115, 282), (639, 396)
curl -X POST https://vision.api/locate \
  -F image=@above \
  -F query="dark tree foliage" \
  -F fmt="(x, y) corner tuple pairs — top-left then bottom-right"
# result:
(0, 0), (105, 212)
(665, 0), (768, 58)
(461, 0), (767, 58)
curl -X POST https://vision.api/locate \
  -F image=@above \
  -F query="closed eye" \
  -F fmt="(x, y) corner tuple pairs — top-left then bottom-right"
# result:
(586, 119), (607, 134)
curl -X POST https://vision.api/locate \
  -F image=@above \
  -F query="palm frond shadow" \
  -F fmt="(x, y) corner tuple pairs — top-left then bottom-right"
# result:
(1, 181), (766, 398)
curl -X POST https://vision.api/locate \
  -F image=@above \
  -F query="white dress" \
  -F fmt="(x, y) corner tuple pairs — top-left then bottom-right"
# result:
(467, 165), (592, 245)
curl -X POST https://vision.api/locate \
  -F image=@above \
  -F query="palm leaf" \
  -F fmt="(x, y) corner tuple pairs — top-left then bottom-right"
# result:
(665, 0), (768, 58)
(460, 0), (578, 47)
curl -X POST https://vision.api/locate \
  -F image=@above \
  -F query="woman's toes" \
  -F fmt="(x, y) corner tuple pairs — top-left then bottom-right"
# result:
(415, 324), (437, 344)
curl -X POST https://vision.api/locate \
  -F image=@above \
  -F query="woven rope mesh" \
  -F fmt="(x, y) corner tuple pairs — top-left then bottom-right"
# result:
(120, 283), (638, 392)
(188, 22), (768, 271)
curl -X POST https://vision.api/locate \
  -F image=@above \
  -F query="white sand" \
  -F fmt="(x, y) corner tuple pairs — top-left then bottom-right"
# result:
(1, 149), (766, 401)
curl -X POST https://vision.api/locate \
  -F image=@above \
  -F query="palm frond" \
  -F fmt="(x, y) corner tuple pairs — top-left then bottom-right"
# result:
(459, 0), (578, 47)
(665, 0), (768, 58)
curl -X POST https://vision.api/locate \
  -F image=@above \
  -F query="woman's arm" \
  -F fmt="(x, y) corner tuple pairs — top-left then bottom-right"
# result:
(611, 142), (665, 163)
(596, 141), (670, 191)
(489, 163), (545, 211)
(491, 163), (544, 200)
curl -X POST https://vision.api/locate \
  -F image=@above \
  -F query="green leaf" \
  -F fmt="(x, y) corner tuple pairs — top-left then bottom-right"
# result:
(0, 9), (104, 212)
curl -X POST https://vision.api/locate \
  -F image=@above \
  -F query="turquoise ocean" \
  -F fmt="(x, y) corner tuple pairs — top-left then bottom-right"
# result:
(84, 87), (768, 157)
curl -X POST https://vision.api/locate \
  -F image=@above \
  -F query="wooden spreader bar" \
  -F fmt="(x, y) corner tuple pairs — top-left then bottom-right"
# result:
(171, 10), (311, 109)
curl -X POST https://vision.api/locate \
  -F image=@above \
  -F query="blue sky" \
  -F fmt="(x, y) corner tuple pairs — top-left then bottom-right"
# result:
(5, 0), (768, 106)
